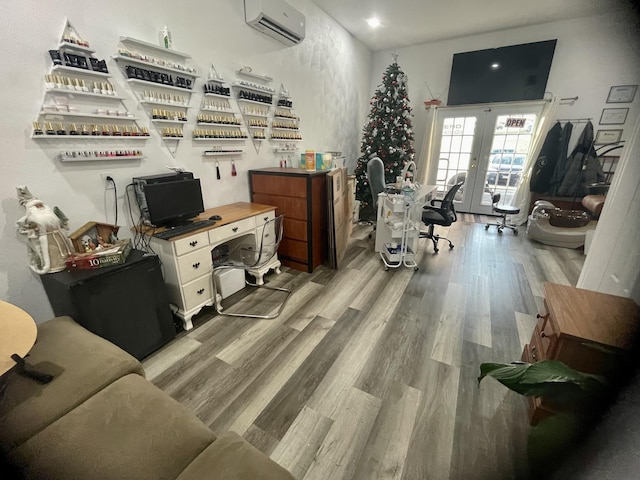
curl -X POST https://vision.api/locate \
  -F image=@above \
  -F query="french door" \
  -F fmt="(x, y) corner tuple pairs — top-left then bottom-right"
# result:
(431, 103), (544, 214)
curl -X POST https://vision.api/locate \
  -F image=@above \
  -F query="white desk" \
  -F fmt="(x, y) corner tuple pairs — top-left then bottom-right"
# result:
(374, 184), (438, 268)
(142, 202), (279, 330)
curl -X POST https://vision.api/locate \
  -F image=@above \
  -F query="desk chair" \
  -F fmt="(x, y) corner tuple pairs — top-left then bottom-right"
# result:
(485, 193), (520, 234)
(421, 181), (464, 253)
(366, 156), (386, 239)
(212, 215), (291, 319)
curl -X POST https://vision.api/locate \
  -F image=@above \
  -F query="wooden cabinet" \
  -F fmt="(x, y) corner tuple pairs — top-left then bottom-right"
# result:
(249, 168), (328, 273)
(522, 282), (639, 424)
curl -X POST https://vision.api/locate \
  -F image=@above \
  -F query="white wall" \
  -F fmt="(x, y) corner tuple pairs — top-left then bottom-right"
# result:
(0, 0), (372, 322)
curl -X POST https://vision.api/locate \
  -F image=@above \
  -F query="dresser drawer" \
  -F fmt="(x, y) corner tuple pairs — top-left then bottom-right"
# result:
(280, 238), (308, 263)
(183, 276), (213, 311)
(284, 218), (307, 241)
(251, 174), (307, 198)
(177, 248), (213, 284)
(173, 231), (210, 257)
(209, 217), (256, 245)
(252, 193), (307, 220)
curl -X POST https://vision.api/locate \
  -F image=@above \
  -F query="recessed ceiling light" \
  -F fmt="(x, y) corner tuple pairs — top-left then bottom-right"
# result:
(491, 63), (500, 69)
(367, 17), (381, 29)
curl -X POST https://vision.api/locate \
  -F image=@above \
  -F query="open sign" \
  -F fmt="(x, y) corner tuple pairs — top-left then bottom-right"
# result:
(506, 118), (526, 128)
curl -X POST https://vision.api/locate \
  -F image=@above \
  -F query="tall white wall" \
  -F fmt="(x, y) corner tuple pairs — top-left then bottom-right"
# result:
(0, 0), (372, 321)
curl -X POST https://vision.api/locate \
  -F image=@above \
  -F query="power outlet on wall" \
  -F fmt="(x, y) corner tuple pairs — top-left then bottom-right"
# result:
(101, 174), (115, 190)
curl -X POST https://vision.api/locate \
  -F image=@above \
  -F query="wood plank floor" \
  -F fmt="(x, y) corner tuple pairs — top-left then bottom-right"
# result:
(144, 219), (585, 480)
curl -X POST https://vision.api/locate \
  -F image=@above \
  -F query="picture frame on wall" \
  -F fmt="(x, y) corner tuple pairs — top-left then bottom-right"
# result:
(600, 108), (629, 125)
(606, 85), (637, 103)
(595, 129), (623, 145)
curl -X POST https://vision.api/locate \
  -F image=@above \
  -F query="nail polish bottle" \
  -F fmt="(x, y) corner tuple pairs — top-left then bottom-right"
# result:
(56, 123), (67, 135)
(32, 122), (43, 135)
(131, 126), (140, 136)
(74, 78), (83, 91)
(123, 126), (131, 136)
(231, 160), (237, 176)
(49, 50), (63, 65)
(112, 125), (121, 136)
(141, 126), (150, 136)
(80, 79), (89, 92)
(91, 124), (100, 136)
(102, 125), (111, 136)
(69, 123), (79, 135)
(81, 124), (90, 135)
(45, 122), (55, 135)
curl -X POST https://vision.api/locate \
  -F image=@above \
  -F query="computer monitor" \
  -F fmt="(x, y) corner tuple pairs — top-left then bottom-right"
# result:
(143, 178), (204, 227)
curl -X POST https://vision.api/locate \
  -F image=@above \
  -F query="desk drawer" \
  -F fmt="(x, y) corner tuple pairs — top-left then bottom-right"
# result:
(177, 248), (213, 284)
(173, 231), (210, 257)
(209, 217), (256, 245)
(183, 276), (213, 311)
(251, 174), (307, 198)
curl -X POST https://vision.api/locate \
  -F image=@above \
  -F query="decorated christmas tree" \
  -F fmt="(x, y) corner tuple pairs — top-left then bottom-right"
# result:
(354, 60), (415, 220)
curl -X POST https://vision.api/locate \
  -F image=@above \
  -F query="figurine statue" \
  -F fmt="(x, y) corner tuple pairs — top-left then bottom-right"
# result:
(16, 186), (74, 274)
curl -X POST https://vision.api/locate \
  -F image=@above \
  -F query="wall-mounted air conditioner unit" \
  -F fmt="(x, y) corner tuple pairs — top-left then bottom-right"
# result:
(244, 0), (305, 46)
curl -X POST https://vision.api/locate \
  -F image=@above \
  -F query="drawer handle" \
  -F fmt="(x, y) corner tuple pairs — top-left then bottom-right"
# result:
(190, 240), (198, 247)
(264, 216), (269, 221)
(192, 262), (200, 269)
(232, 227), (239, 232)
(197, 288), (205, 295)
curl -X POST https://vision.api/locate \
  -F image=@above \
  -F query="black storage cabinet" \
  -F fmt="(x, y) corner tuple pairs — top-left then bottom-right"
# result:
(41, 250), (175, 359)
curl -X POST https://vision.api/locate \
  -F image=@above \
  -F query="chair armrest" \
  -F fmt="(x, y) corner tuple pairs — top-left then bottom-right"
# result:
(426, 199), (443, 208)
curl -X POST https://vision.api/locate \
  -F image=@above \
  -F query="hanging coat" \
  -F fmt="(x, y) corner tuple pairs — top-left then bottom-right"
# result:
(530, 121), (561, 193)
(548, 122), (573, 195)
(556, 121), (605, 197)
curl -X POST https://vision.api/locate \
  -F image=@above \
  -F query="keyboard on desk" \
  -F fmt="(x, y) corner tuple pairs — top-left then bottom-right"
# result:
(152, 219), (217, 240)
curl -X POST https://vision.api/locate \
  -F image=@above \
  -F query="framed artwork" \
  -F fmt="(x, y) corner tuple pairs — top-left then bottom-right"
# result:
(600, 108), (629, 125)
(595, 129), (623, 145)
(606, 85), (637, 103)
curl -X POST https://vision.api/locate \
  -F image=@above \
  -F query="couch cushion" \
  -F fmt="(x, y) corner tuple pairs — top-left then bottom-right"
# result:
(175, 431), (295, 480)
(0, 316), (144, 451)
(10, 374), (216, 480)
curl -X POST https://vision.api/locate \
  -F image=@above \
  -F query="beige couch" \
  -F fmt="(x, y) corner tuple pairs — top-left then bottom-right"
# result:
(0, 316), (294, 480)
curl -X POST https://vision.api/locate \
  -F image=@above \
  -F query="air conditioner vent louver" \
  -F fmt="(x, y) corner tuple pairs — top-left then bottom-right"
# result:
(244, 0), (305, 47)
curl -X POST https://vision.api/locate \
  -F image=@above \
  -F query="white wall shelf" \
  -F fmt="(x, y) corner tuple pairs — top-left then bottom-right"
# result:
(202, 151), (244, 156)
(140, 99), (191, 108)
(127, 79), (194, 93)
(151, 119), (187, 124)
(232, 81), (275, 94)
(44, 88), (125, 100)
(119, 36), (192, 59)
(192, 137), (247, 142)
(204, 92), (232, 99)
(271, 126), (300, 131)
(51, 65), (110, 78)
(235, 68), (273, 82)
(58, 41), (95, 54)
(200, 106), (233, 113)
(236, 98), (273, 106)
(32, 134), (149, 140)
(59, 153), (143, 162)
(40, 111), (138, 120)
(113, 55), (200, 78)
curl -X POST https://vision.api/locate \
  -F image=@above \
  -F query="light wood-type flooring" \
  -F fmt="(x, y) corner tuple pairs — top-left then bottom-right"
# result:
(143, 219), (586, 480)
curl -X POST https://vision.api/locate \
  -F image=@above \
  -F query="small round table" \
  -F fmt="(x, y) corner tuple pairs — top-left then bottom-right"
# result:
(0, 300), (38, 376)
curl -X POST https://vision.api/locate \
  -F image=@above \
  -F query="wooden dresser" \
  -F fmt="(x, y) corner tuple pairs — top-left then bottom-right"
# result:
(249, 168), (328, 273)
(522, 282), (639, 424)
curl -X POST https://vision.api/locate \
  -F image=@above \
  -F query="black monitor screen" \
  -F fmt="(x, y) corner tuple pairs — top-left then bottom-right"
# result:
(447, 39), (557, 106)
(144, 179), (204, 227)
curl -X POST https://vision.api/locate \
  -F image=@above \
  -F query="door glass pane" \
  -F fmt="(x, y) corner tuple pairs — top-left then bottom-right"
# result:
(437, 116), (476, 200)
(482, 113), (536, 207)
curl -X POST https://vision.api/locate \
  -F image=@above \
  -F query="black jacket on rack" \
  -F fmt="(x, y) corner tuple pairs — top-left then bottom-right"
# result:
(556, 121), (605, 197)
(548, 121), (574, 195)
(530, 121), (562, 193)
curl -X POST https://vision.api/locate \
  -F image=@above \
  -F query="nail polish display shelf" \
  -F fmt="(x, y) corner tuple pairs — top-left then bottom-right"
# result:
(241, 111), (269, 118)
(231, 81), (275, 94)
(32, 134), (149, 140)
(271, 126), (300, 131)
(113, 55), (200, 78)
(270, 137), (302, 141)
(44, 88), (125, 100)
(204, 92), (232, 100)
(119, 36), (191, 60)
(192, 137), (246, 142)
(127, 79), (194, 93)
(235, 68), (273, 82)
(236, 97), (273, 107)
(140, 100), (191, 108)
(59, 41), (96, 54)
(273, 147), (300, 153)
(51, 65), (110, 78)
(200, 106), (233, 114)
(39, 111), (139, 121)
(152, 119), (188, 124)
(59, 153), (143, 162)
(247, 125), (267, 130)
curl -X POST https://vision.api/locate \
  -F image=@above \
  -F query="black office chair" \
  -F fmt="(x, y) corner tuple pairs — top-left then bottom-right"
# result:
(421, 181), (464, 253)
(366, 156), (386, 239)
(485, 193), (520, 234)
(212, 215), (292, 318)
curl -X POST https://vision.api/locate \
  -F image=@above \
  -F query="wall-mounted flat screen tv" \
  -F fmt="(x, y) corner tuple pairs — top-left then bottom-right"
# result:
(447, 39), (557, 106)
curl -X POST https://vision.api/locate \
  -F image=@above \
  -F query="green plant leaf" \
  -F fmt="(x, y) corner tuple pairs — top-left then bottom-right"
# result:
(478, 360), (607, 405)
